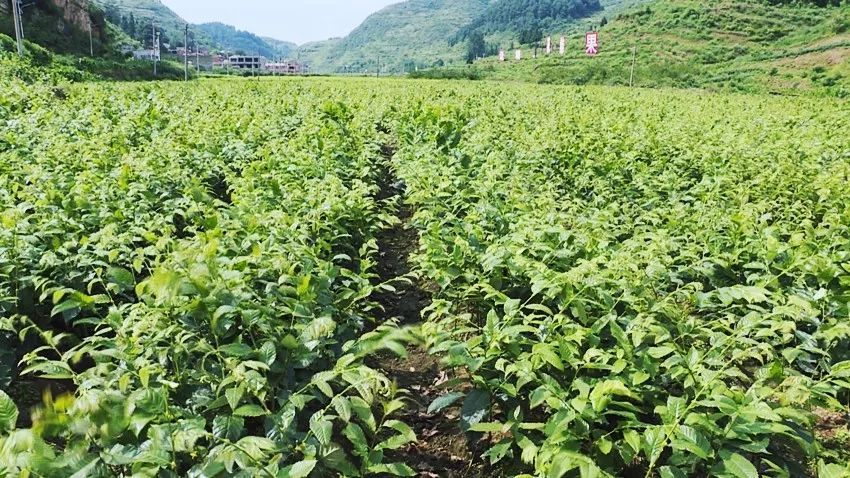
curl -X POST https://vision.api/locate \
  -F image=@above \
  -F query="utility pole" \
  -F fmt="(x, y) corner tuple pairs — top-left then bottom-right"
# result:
(629, 45), (637, 87)
(184, 24), (189, 81)
(196, 40), (200, 75)
(11, 0), (24, 57)
(88, 18), (94, 56)
(152, 22), (157, 77)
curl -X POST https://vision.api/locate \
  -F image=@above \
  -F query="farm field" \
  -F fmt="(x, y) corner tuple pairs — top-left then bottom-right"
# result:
(1, 75), (849, 477)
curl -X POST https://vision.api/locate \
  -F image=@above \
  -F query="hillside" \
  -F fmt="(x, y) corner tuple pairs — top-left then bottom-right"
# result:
(95, 0), (296, 57)
(455, 0), (603, 42)
(196, 23), (292, 58)
(261, 36), (297, 58)
(297, 0), (494, 74)
(95, 0), (187, 47)
(297, 0), (635, 73)
(0, 0), (131, 56)
(419, 0), (850, 97)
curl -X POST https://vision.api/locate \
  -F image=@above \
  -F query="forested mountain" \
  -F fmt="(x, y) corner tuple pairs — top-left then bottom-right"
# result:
(297, 0), (493, 74)
(195, 23), (289, 57)
(296, 0), (620, 73)
(95, 0), (295, 55)
(261, 37), (298, 58)
(0, 0), (131, 55)
(436, 0), (849, 97)
(455, 0), (603, 43)
(96, 0), (187, 48)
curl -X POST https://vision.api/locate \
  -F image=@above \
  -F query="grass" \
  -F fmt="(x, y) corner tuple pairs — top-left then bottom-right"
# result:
(413, 0), (850, 97)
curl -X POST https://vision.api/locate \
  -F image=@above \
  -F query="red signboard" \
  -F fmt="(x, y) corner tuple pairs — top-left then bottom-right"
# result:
(585, 32), (599, 56)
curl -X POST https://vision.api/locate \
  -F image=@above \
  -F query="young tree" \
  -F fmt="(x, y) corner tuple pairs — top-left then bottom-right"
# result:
(128, 12), (136, 39)
(466, 31), (486, 63)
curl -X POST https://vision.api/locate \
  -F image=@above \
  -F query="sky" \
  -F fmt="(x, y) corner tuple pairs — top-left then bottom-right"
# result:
(160, 0), (399, 45)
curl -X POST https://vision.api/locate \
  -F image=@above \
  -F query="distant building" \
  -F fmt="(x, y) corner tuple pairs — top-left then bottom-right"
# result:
(133, 49), (160, 61)
(228, 55), (264, 70)
(211, 54), (228, 69)
(265, 61), (308, 75)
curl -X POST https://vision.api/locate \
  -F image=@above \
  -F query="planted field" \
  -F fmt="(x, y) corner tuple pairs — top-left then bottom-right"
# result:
(0, 76), (849, 477)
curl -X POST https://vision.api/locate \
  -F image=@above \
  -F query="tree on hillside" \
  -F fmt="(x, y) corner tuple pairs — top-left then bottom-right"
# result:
(466, 31), (486, 63)
(519, 27), (543, 44)
(128, 13), (136, 39)
(454, 0), (603, 44)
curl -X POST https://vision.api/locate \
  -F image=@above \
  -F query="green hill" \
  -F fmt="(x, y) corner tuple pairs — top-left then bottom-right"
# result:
(455, 0), (603, 42)
(195, 23), (292, 58)
(95, 0), (187, 47)
(425, 0), (850, 96)
(0, 0), (132, 56)
(297, 0), (637, 74)
(95, 0), (296, 57)
(297, 0), (494, 74)
(261, 36), (297, 58)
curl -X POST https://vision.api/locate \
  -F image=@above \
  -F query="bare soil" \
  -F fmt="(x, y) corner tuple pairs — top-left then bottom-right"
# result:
(814, 407), (849, 441)
(372, 145), (486, 477)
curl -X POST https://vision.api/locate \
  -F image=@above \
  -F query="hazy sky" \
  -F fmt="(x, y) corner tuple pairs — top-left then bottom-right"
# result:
(160, 0), (399, 45)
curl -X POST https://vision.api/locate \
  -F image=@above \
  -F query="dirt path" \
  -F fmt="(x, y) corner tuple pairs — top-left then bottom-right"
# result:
(372, 145), (484, 478)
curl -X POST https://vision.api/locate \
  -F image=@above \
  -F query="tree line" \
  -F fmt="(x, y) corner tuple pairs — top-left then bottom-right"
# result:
(453, 0), (603, 45)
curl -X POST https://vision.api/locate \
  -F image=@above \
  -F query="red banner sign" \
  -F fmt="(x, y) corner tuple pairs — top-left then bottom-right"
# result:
(585, 32), (599, 56)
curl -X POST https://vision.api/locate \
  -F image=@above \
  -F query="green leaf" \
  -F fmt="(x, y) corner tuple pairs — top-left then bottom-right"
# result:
(428, 392), (464, 414)
(484, 441), (513, 465)
(623, 429), (642, 454)
(172, 419), (207, 452)
(721, 452), (759, 478)
(233, 404), (267, 417)
(297, 276), (311, 297)
(672, 425), (712, 460)
(518, 435), (538, 464)
(468, 422), (505, 433)
(219, 343), (253, 358)
(460, 389), (489, 432)
(106, 266), (135, 291)
(0, 390), (18, 433)
(331, 396), (352, 422)
(350, 396), (376, 432)
(644, 425), (667, 463)
(213, 416), (244, 442)
(51, 299), (81, 318)
(659, 466), (688, 478)
(379, 419), (417, 450)
(368, 463), (416, 477)
(343, 422), (368, 455)
(597, 437), (613, 455)
(533, 343), (564, 371)
(589, 379), (637, 413)
(310, 415), (333, 446)
(817, 460), (850, 478)
(547, 451), (598, 478)
(278, 460), (317, 478)
(225, 387), (244, 411)
(235, 436), (277, 460)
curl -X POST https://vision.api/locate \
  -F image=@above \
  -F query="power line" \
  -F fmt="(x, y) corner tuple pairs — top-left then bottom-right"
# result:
(184, 23), (189, 81)
(11, 0), (24, 57)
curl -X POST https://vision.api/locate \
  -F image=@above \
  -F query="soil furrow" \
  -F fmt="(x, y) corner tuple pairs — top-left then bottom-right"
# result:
(372, 145), (484, 477)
